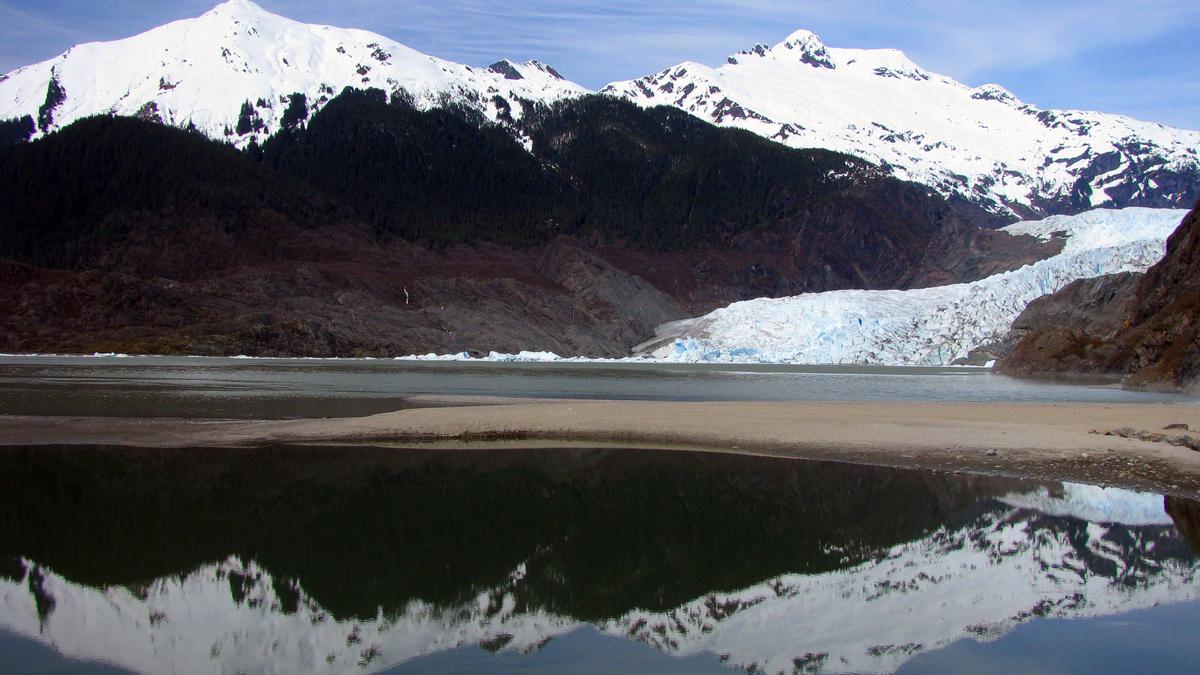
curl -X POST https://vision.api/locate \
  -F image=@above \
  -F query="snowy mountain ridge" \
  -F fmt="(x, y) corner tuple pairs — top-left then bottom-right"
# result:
(643, 208), (1186, 366)
(0, 0), (587, 146)
(603, 29), (1200, 217)
(2, 2), (1196, 220)
(1, 484), (1192, 674)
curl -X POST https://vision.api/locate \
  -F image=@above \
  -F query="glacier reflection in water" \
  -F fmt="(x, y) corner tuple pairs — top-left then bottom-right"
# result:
(0, 445), (1197, 674)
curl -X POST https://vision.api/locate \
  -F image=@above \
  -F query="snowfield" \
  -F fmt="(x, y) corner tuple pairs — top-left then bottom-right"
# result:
(643, 208), (1186, 366)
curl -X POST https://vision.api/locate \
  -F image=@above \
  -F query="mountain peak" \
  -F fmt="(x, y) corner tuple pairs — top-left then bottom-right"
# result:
(725, 29), (834, 68)
(200, 0), (279, 25)
(0, 0), (589, 144)
(726, 29), (836, 69)
(523, 60), (566, 80)
(487, 60), (525, 80)
(779, 28), (825, 49)
(970, 83), (1021, 105)
(487, 59), (567, 82)
(206, 0), (270, 15)
(774, 29), (835, 69)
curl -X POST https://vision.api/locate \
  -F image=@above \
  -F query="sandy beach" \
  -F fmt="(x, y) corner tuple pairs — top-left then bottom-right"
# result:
(4, 398), (1200, 497)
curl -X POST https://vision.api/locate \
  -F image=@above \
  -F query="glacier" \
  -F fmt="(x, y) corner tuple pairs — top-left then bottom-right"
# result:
(642, 207), (1188, 366)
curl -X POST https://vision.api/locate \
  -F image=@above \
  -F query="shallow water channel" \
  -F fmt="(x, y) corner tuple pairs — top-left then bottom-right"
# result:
(1, 445), (1198, 674)
(0, 355), (1194, 420)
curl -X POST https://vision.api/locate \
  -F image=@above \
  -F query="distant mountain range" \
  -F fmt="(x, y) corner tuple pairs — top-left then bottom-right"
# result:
(604, 29), (1200, 217)
(2, 0), (1197, 217)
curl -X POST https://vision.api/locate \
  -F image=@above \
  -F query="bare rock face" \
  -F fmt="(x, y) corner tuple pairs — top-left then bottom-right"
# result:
(0, 224), (685, 358)
(958, 272), (1141, 366)
(535, 238), (688, 346)
(1117, 204), (1200, 389)
(1012, 272), (1142, 337)
(997, 203), (1200, 391)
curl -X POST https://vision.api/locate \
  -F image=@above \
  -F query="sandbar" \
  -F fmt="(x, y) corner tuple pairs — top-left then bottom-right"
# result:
(3, 399), (1200, 497)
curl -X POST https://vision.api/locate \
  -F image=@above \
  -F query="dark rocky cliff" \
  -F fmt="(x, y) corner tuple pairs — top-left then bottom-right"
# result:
(997, 202), (1200, 391)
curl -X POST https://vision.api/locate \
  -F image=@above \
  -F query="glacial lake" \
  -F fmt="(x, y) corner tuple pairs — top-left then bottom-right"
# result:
(1, 446), (1198, 674)
(0, 354), (1194, 419)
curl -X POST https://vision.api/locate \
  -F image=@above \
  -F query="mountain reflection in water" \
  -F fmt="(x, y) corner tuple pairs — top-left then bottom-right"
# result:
(0, 446), (1197, 674)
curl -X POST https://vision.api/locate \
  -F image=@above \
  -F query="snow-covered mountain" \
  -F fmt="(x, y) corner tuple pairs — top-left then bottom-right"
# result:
(641, 208), (1186, 365)
(2, 484), (1194, 674)
(4, 3), (1195, 220)
(603, 30), (1200, 218)
(0, 0), (587, 146)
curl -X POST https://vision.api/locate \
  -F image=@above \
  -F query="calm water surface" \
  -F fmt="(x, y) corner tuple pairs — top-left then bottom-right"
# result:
(0, 355), (1193, 419)
(1, 446), (1198, 674)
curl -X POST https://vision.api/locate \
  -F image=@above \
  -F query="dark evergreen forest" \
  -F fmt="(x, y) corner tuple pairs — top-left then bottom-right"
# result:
(0, 115), (326, 268)
(0, 87), (965, 269)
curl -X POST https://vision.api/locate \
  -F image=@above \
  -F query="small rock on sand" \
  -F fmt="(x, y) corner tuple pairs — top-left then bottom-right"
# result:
(1167, 435), (1200, 452)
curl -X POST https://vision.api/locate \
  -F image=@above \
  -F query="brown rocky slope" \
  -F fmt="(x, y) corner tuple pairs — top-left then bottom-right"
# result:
(0, 225), (689, 358)
(1, 218), (1055, 358)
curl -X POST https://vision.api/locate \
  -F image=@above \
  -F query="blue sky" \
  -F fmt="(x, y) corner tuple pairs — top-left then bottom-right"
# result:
(2, 0), (1197, 129)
